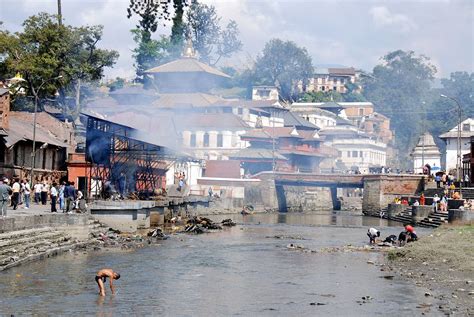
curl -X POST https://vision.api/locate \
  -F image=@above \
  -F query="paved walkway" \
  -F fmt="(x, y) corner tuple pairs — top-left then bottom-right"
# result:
(4, 203), (63, 217)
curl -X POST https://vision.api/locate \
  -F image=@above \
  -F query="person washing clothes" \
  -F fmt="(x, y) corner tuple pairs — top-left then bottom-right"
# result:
(367, 227), (380, 244)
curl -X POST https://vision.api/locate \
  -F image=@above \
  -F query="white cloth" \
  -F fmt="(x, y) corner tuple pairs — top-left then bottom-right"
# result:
(34, 184), (43, 193)
(50, 187), (58, 197)
(368, 227), (379, 237)
(12, 182), (20, 193)
(24, 183), (31, 195)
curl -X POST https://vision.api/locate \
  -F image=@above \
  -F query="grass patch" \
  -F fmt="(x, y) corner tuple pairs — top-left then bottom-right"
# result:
(388, 224), (474, 272)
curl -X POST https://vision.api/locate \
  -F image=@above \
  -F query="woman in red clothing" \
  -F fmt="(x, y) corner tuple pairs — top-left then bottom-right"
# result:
(419, 193), (425, 205)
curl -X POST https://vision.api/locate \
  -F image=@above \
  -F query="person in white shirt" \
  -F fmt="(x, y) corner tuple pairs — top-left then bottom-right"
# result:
(11, 179), (21, 210)
(432, 194), (440, 212)
(50, 183), (58, 213)
(34, 182), (42, 204)
(23, 180), (31, 209)
(41, 181), (49, 205)
(367, 227), (380, 244)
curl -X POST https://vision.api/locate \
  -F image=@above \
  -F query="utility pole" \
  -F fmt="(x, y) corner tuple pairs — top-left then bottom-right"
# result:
(421, 101), (425, 173)
(57, 0), (62, 25)
(441, 94), (463, 196)
(29, 76), (63, 186)
(272, 109), (276, 172)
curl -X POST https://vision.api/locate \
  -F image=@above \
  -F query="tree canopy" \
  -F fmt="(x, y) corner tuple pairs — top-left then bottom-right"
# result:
(0, 13), (118, 115)
(186, 2), (242, 65)
(253, 39), (313, 101)
(361, 50), (437, 166)
(127, 0), (241, 84)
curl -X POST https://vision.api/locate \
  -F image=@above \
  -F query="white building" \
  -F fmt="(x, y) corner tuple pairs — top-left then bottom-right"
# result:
(178, 113), (250, 161)
(411, 133), (441, 174)
(439, 118), (474, 173)
(320, 122), (387, 173)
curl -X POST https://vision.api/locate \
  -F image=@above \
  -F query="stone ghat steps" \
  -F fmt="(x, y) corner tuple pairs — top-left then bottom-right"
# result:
(0, 227), (54, 241)
(0, 239), (86, 271)
(424, 187), (474, 199)
(423, 188), (445, 197)
(0, 236), (72, 266)
(0, 230), (67, 252)
(0, 229), (74, 269)
(461, 188), (474, 199)
(380, 207), (448, 228)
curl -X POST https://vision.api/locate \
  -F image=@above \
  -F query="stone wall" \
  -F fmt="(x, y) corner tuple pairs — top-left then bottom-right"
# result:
(276, 185), (333, 212)
(363, 175), (425, 215)
(0, 214), (89, 234)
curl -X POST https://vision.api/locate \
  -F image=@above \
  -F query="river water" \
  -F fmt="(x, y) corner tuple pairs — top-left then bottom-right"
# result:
(0, 212), (434, 316)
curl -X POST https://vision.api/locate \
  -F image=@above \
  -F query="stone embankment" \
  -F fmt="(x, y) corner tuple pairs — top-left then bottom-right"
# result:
(0, 215), (105, 271)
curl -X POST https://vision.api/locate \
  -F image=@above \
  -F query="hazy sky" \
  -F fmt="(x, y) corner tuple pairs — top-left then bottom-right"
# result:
(1, 0), (473, 79)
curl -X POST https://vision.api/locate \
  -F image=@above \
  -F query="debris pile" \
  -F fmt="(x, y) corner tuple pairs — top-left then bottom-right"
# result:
(184, 217), (237, 234)
(147, 228), (168, 239)
(221, 219), (236, 227)
(92, 228), (163, 249)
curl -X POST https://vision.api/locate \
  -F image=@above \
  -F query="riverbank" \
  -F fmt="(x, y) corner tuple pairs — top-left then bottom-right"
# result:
(0, 214), (429, 316)
(387, 224), (474, 316)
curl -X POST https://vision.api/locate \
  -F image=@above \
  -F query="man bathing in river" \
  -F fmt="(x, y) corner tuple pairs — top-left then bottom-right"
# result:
(95, 269), (120, 296)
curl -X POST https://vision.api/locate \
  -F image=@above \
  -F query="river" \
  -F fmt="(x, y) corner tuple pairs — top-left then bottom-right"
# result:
(0, 211), (434, 316)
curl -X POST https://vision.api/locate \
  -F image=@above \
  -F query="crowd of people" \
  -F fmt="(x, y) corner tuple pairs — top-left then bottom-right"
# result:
(0, 177), (85, 217)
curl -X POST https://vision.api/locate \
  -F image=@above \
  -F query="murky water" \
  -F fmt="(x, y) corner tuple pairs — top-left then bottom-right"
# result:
(0, 212), (433, 316)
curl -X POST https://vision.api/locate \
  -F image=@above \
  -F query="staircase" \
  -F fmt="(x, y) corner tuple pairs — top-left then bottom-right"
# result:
(0, 227), (77, 270)
(460, 188), (474, 199)
(418, 211), (449, 228)
(423, 188), (445, 197)
(0, 217), (107, 271)
(424, 187), (474, 199)
(373, 206), (449, 228)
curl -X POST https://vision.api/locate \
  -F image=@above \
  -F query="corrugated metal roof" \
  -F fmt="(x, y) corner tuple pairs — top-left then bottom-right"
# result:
(280, 111), (319, 130)
(230, 147), (287, 160)
(5, 112), (73, 148)
(328, 67), (356, 75)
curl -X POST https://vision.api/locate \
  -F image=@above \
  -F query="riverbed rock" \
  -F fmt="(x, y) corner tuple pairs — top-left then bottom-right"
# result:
(221, 219), (236, 227)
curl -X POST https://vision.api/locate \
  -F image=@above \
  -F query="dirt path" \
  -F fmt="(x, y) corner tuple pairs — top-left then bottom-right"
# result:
(387, 225), (474, 316)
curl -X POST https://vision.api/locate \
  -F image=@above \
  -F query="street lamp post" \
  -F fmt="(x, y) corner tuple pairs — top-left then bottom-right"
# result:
(440, 94), (463, 195)
(29, 76), (63, 187)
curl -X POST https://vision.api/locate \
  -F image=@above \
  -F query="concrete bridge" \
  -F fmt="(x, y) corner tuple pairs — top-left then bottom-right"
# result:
(253, 172), (425, 213)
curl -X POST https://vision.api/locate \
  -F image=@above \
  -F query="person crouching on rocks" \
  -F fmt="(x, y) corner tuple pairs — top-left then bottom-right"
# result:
(367, 227), (380, 244)
(95, 268), (120, 296)
(399, 225), (418, 246)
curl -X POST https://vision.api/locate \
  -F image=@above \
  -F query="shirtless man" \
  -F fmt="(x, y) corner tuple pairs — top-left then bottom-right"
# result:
(95, 268), (120, 296)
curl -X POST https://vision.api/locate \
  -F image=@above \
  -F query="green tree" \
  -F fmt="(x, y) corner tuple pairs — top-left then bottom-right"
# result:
(131, 28), (170, 88)
(253, 39), (313, 101)
(61, 25), (119, 116)
(186, 2), (242, 65)
(299, 91), (343, 102)
(361, 50), (437, 167)
(440, 71), (474, 117)
(107, 77), (126, 92)
(0, 13), (118, 115)
(424, 71), (474, 149)
(127, 0), (190, 81)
